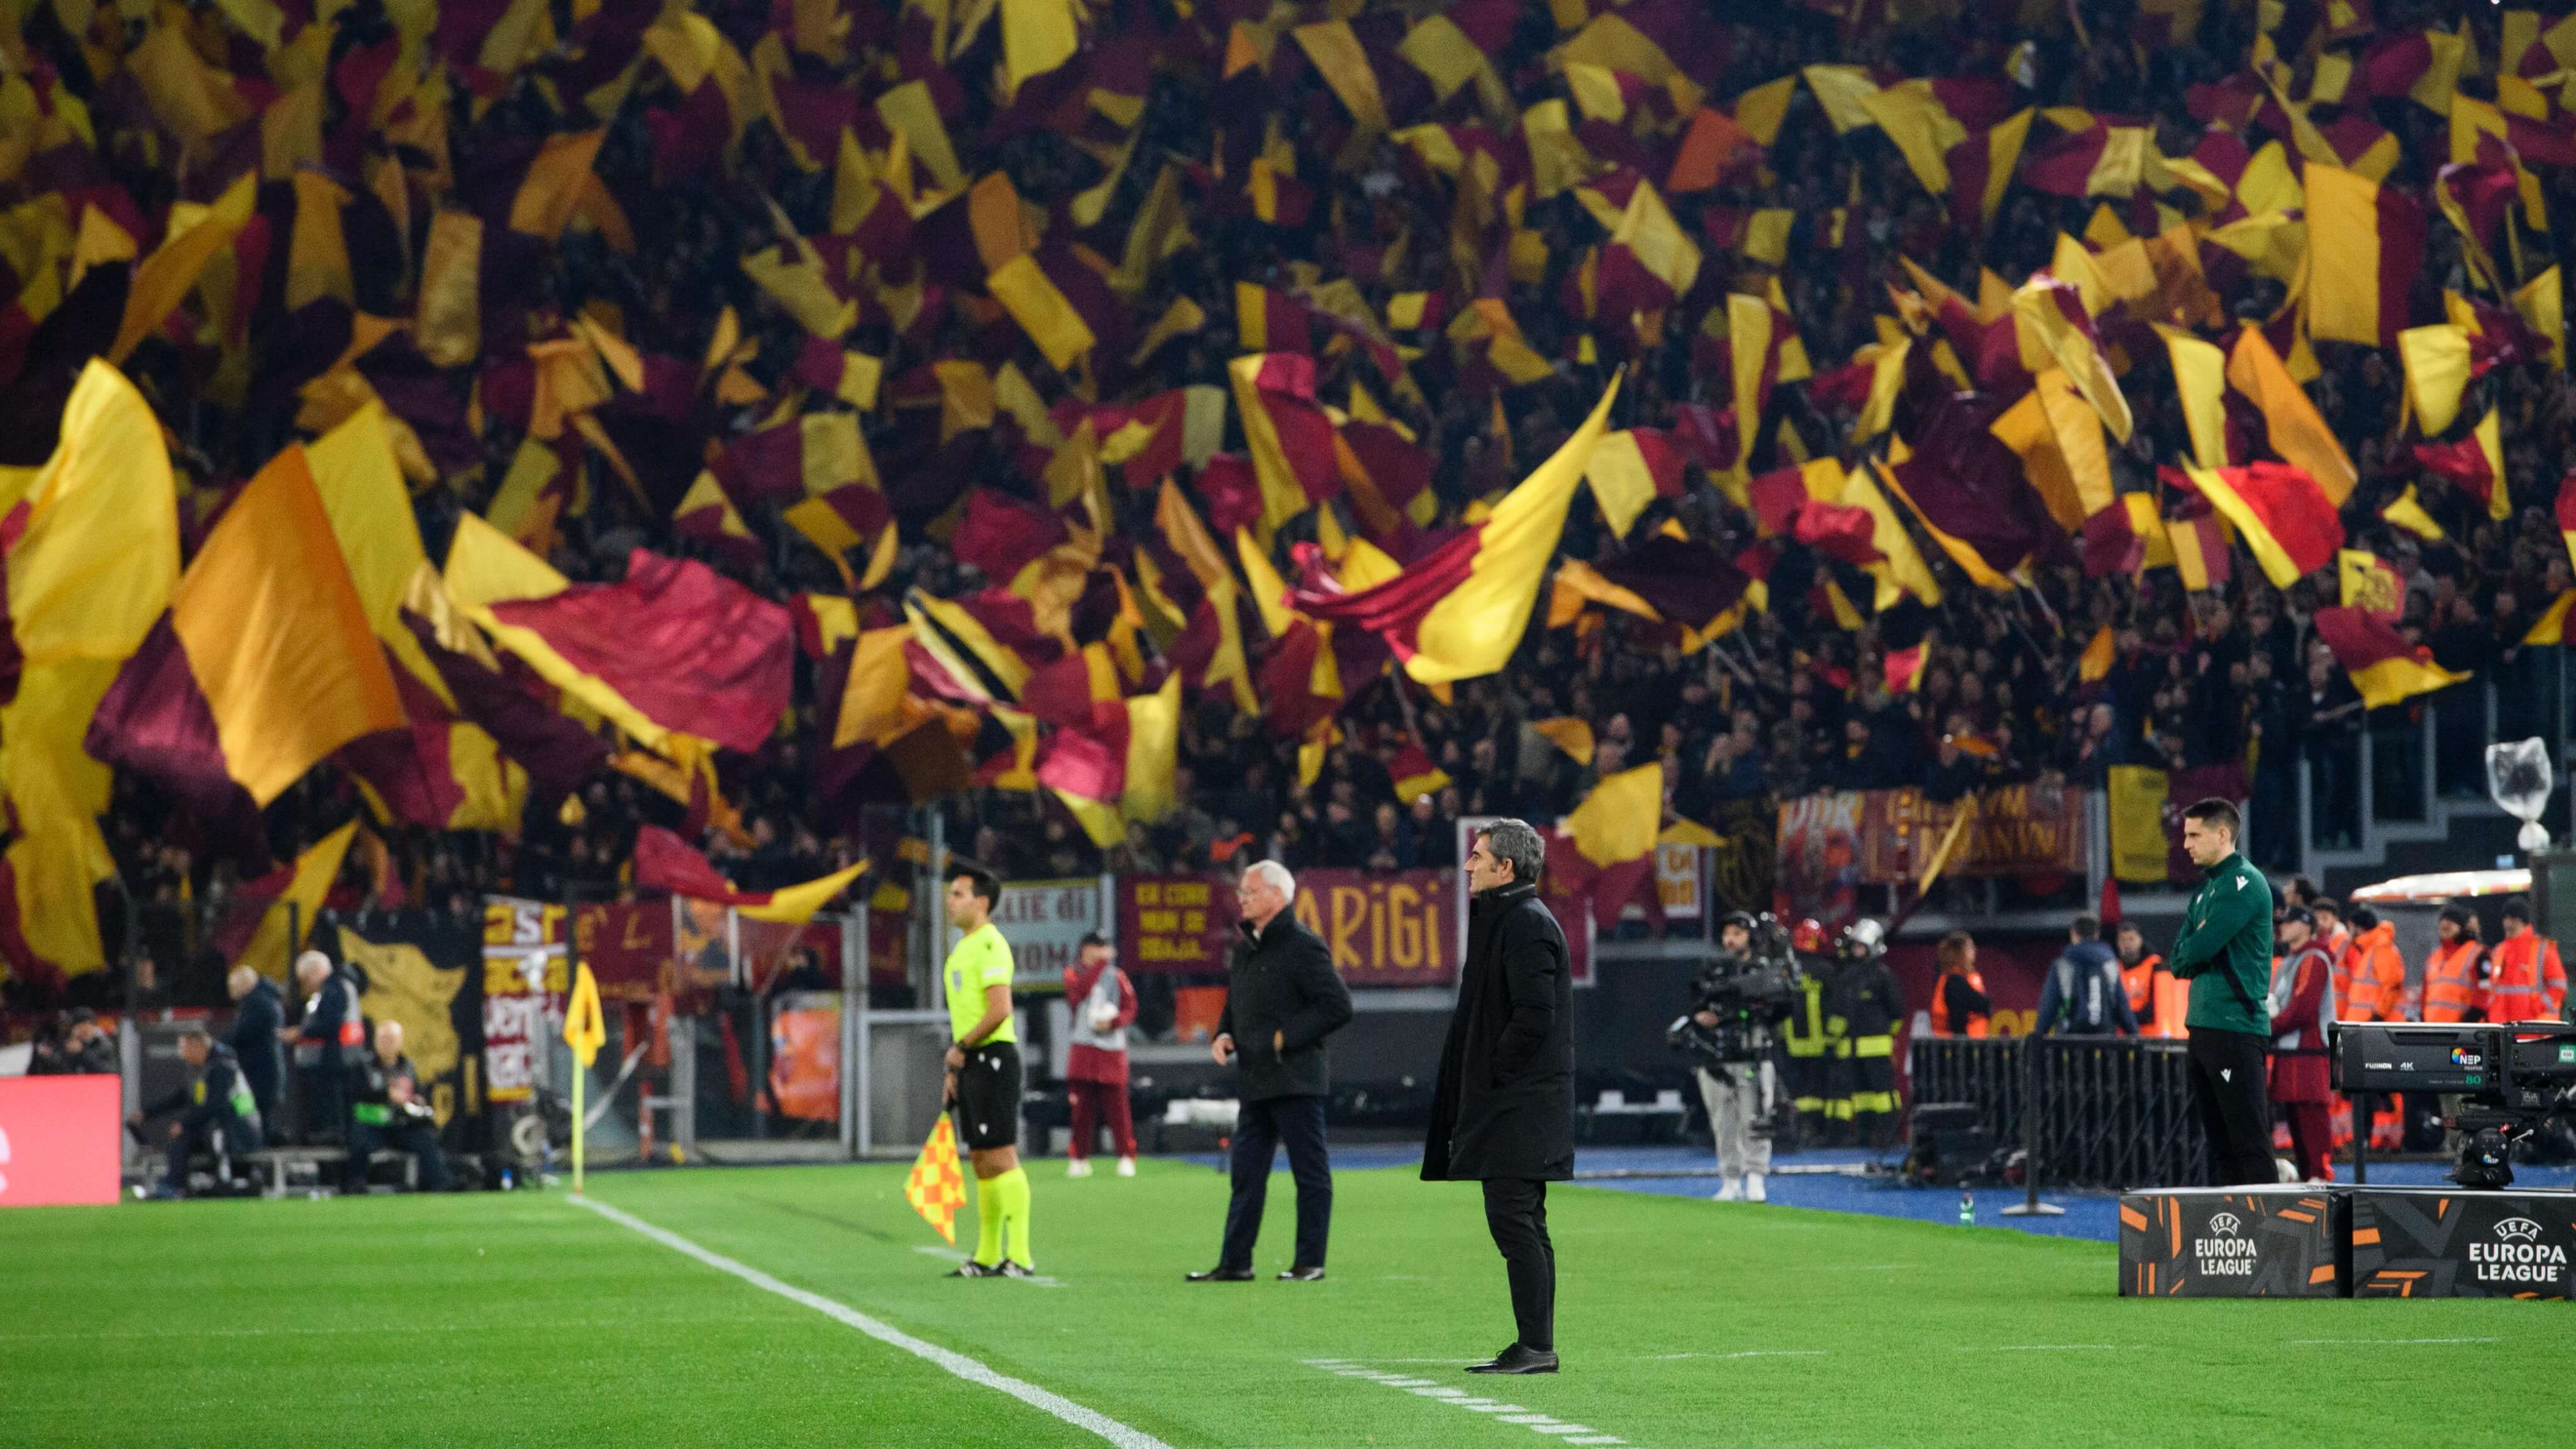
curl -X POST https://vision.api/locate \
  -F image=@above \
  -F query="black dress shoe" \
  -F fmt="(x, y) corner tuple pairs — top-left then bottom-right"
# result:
(1185, 1265), (1255, 1282)
(1465, 1344), (1560, 1375)
(946, 1260), (1006, 1278)
(1275, 1265), (1326, 1282)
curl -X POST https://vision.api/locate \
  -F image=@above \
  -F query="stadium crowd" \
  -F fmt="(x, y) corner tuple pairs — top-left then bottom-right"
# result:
(0, 0), (2572, 1028)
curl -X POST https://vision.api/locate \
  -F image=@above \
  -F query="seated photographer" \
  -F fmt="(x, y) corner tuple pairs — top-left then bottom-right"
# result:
(1682, 913), (1792, 1202)
(344, 1021), (448, 1192)
(31, 1008), (117, 1075)
(128, 1027), (262, 1199)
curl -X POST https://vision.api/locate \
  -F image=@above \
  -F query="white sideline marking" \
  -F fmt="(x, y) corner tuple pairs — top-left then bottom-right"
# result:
(1652, 1350), (1827, 1361)
(1303, 1359), (1627, 1446)
(1966, 1343), (2124, 1353)
(2287, 1336), (2499, 1346)
(572, 1196), (1168, 1449)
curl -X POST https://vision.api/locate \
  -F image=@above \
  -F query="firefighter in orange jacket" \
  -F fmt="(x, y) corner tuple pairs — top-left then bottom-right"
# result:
(2115, 920), (2188, 1040)
(2337, 904), (2409, 1151)
(2421, 906), (2490, 1023)
(2336, 906), (2408, 1023)
(2489, 896), (2569, 1023)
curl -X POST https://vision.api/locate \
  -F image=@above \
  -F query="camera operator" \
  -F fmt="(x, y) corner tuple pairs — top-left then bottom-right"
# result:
(1833, 920), (1904, 1150)
(1682, 913), (1791, 1202)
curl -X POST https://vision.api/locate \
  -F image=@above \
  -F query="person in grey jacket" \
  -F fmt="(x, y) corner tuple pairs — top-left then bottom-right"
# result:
(1187, 860), (1353, 1283)
(2033, 915), (2138, 1036)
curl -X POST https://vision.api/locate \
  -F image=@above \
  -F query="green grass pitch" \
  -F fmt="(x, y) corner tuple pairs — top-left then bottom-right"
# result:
(4, 1161), (2566, 1447)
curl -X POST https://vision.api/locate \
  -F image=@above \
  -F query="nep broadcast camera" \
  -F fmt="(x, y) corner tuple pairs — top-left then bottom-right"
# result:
(1667, 913), (1802, 1073)
(2332, 1019), (2576, 1188)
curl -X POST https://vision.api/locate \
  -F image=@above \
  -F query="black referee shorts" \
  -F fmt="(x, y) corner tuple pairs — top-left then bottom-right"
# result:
(951, 1042), (1023, 1152)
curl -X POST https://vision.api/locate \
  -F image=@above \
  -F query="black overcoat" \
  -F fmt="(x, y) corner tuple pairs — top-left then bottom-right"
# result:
(1215, 913), (1354, 1101)
(1422, 881), (1574, 1182)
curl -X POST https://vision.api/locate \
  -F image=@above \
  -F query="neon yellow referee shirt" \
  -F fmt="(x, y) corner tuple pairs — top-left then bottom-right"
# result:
(943, 922), (1017, 1046)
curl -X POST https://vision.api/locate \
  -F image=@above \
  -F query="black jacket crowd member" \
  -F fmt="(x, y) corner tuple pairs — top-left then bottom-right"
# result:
(1425, 819), (1574, 1376)
(1191, 860), (1354, 1282)
(225, 965), (287, 1126)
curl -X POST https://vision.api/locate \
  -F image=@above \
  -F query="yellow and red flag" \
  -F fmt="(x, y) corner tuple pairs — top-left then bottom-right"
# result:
(2179, 463), (2343, 587)
(907, 1116), (970, 1244)
(2306, 163), (2425, 349)
(631, 825), (869, 925)
(2314, 606), (2470, 709)
(1297, 378), (1619, 684)
(2227, 325), (2359, 504)
(2338, 549), (2404, 621)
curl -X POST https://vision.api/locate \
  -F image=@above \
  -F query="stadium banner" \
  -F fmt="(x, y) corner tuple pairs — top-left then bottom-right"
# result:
(994, 877), (1107, 987)
(1118, 870), (1462, 986)
(480, 897), (567, 1106)
(1853, 784), (2084, 883)
(1623, 844), (1702, 921)
(769, 991), (842, 1123)
(2119, 1187), (2349, 1297)
(1703, 796), (1778, 916)
(1776, 792), (1862, 923)
(0, 1075), (122, 1207)
(2353, 1187), (2576, 1299)
(340, 913), (485, 1153)
(2107, 763), (2251, 884)
(576, 901), (677, 999)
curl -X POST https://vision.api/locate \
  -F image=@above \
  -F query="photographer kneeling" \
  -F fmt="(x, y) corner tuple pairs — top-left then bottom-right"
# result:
(344, 1021), (448, 1193)
(1675, 913), (1797, 1202)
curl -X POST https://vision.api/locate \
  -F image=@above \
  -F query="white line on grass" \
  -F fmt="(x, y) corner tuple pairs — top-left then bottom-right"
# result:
(1650, 1350), (1828, 1361)
(2287, 1337), (2500, 1346)
(1963, 1344), (2126, 1353)
(572, 1196), (1168, 1449)
(1302, 1359), (1631, 1446)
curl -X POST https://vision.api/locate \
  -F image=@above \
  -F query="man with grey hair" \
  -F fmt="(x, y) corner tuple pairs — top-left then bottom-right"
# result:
(288, 949), (362, 1144)
(1425, 819), (1574, 1375)
(1187, 858), (1353, 1282)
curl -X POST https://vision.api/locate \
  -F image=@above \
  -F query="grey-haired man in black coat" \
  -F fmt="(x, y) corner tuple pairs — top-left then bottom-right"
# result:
(1424, 818), (1574, 1375)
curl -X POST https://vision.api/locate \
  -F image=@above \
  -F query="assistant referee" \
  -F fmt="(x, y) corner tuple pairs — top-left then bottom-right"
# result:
(942, 864), (1035, 1278)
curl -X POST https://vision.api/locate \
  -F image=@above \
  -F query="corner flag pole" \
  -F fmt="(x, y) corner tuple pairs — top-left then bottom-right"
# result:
(565, 962), (606, 1195)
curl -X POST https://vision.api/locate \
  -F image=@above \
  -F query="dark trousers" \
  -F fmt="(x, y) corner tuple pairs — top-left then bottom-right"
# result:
(1067, 1079), (1135, 1159)
(1218, 1094), (1331, 1270)
(296, 1057), (345, 1144)
(2187, 1028), (2277, 1185)
(347, 1120), (449, 1191)
(1480, 1179), (1556, 1352)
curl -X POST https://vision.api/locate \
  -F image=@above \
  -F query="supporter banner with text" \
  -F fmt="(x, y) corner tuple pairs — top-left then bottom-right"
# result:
(575, 901), (676, 1000)
(480, 897), (567, 1106)
(994, 877), (1104, 987)
(1853, 784), (2085, 884)
(1119, 871), (1460, 987)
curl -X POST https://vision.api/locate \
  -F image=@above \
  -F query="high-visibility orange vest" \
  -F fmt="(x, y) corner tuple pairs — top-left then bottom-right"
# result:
(2488, 933), (2568, 1023)
(2338, 924), (2407, 1022)
(2121, 953), (2189, 1039)
(2422, 940), (2488, 1023)
(1936, 969), (1989, 1037)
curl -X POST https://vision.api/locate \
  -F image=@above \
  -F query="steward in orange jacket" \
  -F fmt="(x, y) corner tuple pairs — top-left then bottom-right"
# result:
(2336, 908), (2408, 1022)
(2115, 921), (2188, 1040)
(2489, 896), (2569, 1023)
(2421, 906), (2490, 1024)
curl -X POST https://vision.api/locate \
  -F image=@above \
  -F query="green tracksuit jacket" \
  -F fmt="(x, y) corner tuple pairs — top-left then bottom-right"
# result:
(2167, 850), (2274, 1035)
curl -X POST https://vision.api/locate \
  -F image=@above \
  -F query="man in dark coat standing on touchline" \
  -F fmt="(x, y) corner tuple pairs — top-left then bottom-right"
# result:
(1424, 818), (1574, 1375)
(1188, 859), (1354, 1282)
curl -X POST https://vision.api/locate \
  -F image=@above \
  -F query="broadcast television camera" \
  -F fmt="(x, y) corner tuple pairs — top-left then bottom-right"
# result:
(1666, 914), (1802, 1134)
(2332, 1019), (2576, 1188)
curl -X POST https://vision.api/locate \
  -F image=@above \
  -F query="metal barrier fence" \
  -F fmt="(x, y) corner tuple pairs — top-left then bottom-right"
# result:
(1909, 1036), (2207, 1191)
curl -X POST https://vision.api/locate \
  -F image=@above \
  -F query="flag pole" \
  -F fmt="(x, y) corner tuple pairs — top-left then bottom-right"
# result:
(573, 1055), (586, 1195)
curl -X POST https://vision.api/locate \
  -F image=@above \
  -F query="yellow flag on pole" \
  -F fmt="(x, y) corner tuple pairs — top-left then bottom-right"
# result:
(564, 962), (606, 1067)
(906, 1116), (970, 1244)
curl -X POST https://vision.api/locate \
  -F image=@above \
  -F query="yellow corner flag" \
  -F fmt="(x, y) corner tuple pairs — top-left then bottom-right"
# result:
(564, 962), (606, 1192)
(906, 1116), (969, 1245)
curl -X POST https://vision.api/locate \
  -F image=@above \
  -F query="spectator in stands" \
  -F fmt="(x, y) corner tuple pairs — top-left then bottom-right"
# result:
(344, 1020), (448, 1194)
(31, 1008), (116, 1075)
(1060, 931), (1138, 1179)
(289, 950), (364, 1145)
(225, 966), (286, 1128)
(1928, 933), (1990, 1038)
(2267, 908), (2336, 1184)
(2032, 916), (2136, 1037)
(129, 1027), (262, 1199)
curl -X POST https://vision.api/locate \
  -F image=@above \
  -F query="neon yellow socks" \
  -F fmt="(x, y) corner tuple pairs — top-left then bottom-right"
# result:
(992, 1167), (1032, 1266)
(974, 1176), (1004, 1266)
